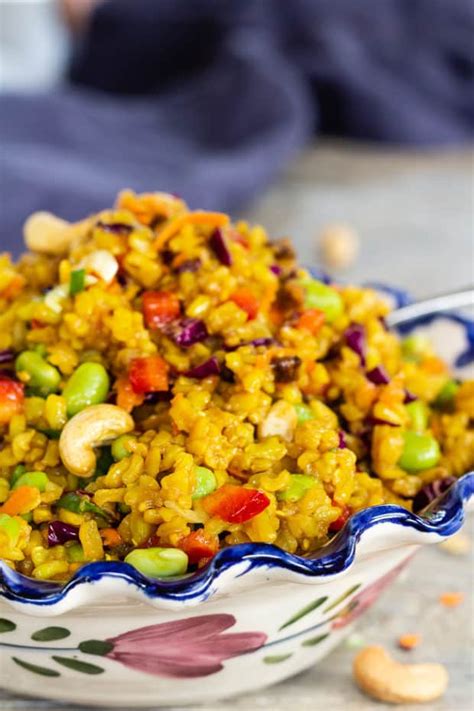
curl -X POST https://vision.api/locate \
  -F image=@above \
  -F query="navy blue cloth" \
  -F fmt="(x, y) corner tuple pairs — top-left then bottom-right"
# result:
(1, 0), (473, 252)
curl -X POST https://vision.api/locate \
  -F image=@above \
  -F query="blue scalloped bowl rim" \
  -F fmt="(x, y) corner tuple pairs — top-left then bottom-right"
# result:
(1, 473), (473, 606)
(1, 282), (473, 606)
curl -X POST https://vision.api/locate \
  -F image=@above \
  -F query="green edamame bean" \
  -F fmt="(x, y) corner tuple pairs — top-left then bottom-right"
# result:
(13, 471), (48, 492)
(278, 474), (315, 502)
(301, 279), (343, 322)
(294, 404), (314, 424)
(192, 466), (217, 499)
(124, 547), (188, 578)
(434, 379), (459, 410)
(401, 335), (431, 362)
(33, 344), (48, 358)
(0, 513), (21, 546)
(111, 434), (136, 461)
(406, 400), (428, 432)
(66, 542), (85, 563)
(63, 362), (110, 416)
(398, 431), (440, 471)
(15, 350), (61, 395)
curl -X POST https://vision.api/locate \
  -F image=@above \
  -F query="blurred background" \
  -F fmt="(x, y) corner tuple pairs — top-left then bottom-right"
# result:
(0, 0), (473, 288)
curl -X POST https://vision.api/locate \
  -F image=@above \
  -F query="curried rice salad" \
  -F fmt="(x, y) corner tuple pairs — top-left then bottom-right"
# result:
(0, 191), (473, 581)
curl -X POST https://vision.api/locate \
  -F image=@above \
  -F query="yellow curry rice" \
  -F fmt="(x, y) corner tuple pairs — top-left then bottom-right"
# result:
(0, 190), (473, 581)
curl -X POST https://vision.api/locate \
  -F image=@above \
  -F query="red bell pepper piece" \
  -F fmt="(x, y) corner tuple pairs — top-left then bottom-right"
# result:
(179, 529), (219, 565)
(0, 376), (24, 425)
(202, 484), (270, 524)
(230, 288), (259, 320)
(329, 505), (351, 532)
(129, 356), (169, 394)
(30, 319), (45, 330)
(142, 291), (180, 329)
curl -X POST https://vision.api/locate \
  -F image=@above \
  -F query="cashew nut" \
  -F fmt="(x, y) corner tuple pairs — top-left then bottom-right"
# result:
(23, 211), (92, 255)
(59, 404), (134, 477)
(78, 250), (119, 284)
(319, 223), (359, 271)
(258, 400), (297, 441)
(353, 645), (449, 704)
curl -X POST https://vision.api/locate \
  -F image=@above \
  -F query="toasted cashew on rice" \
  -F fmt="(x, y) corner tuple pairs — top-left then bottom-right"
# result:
(59, 404), (134, 477)
(259, 400), (297, 441)
(23, 211), (93, 255)
(353, 645), (449, 704)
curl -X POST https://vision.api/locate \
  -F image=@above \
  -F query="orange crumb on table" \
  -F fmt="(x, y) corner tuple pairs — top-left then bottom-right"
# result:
(439, 592), (464, 607)
(398, 633), (422, 650)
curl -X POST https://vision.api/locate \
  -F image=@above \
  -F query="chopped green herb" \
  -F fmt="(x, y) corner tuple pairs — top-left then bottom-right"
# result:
(56, 492), (112, 521)
(70, 269), (86, 296)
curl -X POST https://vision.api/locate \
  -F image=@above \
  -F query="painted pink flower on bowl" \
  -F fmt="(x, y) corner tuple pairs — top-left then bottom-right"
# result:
(104, 613), (267, 678)
(331, 560), (409, 630)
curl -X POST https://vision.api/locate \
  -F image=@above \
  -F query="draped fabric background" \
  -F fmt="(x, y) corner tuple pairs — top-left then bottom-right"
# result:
(1, 0), (473, 251)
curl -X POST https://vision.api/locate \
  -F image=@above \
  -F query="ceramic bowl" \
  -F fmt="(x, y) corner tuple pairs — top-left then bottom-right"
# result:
(1, 290), (473, 707)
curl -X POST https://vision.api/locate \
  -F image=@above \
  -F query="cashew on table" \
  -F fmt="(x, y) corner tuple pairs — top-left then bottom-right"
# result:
(353, 645), (449, 704)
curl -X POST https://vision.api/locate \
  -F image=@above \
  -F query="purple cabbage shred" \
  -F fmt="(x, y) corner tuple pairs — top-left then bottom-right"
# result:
(144, 391), (172, 404)
(249, 337), (275, 348)
(48, 521), (79, 547)
(210, 228), (232, 266)
(338, 430), (347, 449)
(177, 258), (201, 274)
(344, 324), (366, 366)
(185, 356), (221, 379)
(171, 318), (208, 348)
(412, 477), (456, 513)
(224, 337), (275, 352)
(366, 366), (390, 385)
(365, 415), (399, 428)
(96, 221), (133, 235)
(161, 249), (175, 265)
(0, 349), (14, 365)
(270, 264), (282, 276)
(404, 389), (418, 404)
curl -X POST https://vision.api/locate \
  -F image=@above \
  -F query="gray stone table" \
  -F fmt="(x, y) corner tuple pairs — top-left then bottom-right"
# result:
(1, 142), (473, 711)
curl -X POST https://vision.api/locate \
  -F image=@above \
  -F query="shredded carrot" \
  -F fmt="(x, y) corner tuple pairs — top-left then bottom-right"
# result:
(230, 288), (260, 320)
(398, 633), (422, 650)
(116, 376), (145, 413)
(229, 231), (250, 249)
(1, 274), (25, 300)
(422, 356), (447, 374)
(154, 211), (229, 250)
(297, 308), (326, 335)
(0, 486), (41, 516)
(100, 528), (123, 548)
(171, 253), (193, 269)
(269, 306), (284, 326)
(116, 189), (185, 225)
(439, 591), (464, 607)
(260, 283), (278, 314)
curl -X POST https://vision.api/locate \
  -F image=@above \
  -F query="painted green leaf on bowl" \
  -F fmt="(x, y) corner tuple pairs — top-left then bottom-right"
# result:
(279, 595), (328, 630)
